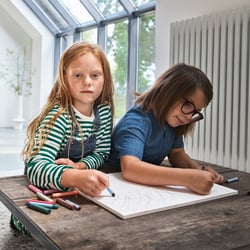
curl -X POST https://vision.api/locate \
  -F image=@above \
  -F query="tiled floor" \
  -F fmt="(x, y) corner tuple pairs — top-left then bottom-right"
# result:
(0, 127), (44, 249)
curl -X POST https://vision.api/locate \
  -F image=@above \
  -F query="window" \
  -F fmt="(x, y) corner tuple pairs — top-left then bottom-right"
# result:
(81, 28), (98, 44)
(137, 12), (155, 93)
(24, 0), (156, 120)
(106, 20), (128, 120)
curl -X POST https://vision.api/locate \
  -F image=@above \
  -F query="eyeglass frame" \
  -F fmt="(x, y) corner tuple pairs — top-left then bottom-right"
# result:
(181, 98), (204, 122)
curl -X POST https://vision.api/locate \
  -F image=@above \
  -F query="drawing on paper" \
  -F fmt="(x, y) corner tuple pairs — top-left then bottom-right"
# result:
(79, 172), (238, 219)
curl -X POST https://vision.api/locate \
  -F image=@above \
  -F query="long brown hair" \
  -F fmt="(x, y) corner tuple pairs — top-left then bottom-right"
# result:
(23, 42), (114, 160)
(135, 63), (213, 136)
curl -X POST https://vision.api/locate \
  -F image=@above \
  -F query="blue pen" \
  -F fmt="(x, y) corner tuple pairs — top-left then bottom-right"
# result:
(225, 177), (239, 183)
(106, 187), (115, 197)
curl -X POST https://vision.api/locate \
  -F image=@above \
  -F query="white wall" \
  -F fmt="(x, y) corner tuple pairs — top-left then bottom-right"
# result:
(0, 0), (55, 128)
(155, 0), (250, 76)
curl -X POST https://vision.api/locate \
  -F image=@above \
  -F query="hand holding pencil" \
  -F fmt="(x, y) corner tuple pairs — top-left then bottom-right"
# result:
(61, 168), (110, 197)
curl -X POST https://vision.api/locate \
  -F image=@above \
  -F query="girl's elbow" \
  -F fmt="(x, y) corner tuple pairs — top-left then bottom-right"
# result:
(121, 162), (130, 180)
(120, 159), (133, 181)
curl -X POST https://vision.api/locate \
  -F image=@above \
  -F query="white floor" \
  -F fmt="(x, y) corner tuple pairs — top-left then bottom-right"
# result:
(0, 127), (45, 248)
(0, 127), (26, 177)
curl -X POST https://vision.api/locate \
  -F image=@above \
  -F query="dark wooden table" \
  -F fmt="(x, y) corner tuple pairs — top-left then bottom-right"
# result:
(0, 165), (250, 250)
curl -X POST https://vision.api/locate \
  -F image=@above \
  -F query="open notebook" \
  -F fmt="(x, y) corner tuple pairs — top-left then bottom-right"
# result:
(79, 172), (238, 219)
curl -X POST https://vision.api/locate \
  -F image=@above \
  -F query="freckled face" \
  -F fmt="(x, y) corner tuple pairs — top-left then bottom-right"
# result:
(166, 89), (207, 127)
(65, 52), (104, 116)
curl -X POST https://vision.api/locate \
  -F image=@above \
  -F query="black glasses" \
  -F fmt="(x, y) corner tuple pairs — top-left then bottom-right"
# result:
(181, 99), (204, 122)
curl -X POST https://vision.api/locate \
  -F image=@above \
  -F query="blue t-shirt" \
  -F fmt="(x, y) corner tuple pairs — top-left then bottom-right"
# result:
(108, 106), (184, 166)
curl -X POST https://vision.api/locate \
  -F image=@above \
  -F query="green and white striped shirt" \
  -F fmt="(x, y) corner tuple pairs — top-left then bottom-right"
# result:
(26, 104), (112, 191)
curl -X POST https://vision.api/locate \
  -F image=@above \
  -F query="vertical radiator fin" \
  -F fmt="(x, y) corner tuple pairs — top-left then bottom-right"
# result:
(170, 8), (250, 173)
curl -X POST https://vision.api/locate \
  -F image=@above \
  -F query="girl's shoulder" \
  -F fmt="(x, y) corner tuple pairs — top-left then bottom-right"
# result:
(96, 103), (112, 117)
(120, 105), (151, 126)
(96, 103), (112, 112)
(45, 105), (70, 123)
(127, 105), (150, 119)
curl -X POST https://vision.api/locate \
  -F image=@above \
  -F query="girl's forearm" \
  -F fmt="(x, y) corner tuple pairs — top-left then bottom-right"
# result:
(168, 150), (200, 169)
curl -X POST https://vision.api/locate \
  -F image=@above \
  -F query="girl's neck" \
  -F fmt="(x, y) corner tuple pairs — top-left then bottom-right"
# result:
(72, 105), (93, 117)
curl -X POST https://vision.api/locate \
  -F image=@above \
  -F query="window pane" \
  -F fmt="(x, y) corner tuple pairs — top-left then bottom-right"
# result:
(59, 0), (94, 24)
(33, 0), (69, 31)
(92, 0), (125, 17)
(137, 12), (155, 93)
(132, 0), (155, 7)
(106, 20), (128, 121)
(81, 29), (98, 44)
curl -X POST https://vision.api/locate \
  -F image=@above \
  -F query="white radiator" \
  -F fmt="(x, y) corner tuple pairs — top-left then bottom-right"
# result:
(170, 8), (250, 173)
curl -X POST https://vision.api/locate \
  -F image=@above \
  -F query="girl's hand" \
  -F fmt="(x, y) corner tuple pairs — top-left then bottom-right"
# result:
(202, 165), (225, 184)
(55, 158), (87, 169)
(61, 169), (109, 197)
(185, 169), (215, 195)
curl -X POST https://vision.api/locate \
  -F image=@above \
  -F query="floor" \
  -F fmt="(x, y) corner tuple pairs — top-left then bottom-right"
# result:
(0, 128), (45, 249)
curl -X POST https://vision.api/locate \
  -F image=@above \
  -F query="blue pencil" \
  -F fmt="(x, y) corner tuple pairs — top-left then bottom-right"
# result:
(27, 202), (51, 214)
(27, 201), (58, 209)
(106, 187), (115, 197)
(225, 177), (239, 183)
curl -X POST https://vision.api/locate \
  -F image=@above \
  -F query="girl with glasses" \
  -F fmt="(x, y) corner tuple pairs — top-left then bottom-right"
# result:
(107, 63), (224, 195)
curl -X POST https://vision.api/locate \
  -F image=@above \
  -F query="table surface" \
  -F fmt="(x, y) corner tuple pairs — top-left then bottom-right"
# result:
(0, 165), (250, 250)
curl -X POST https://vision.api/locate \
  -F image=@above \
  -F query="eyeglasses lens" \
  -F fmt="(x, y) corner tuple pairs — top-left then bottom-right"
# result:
(182, 100), (204, 122)
(182, 102), (195, 114)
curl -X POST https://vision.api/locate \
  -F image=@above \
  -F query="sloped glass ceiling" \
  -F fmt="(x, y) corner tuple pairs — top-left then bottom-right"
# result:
(59, 0), (94, 24)
(24, 0), (155, 35)
(90, 0), (125, 17)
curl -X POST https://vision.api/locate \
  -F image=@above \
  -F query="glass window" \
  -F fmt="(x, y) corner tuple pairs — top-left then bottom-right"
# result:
(132, 0), (155, 7)
(92, 0), (125, 17)
(81, 28), (98, 44)
(59, 0), (94, 24)
(106, 20), (128, 121)
(33, 0), (69, 31)
(25, 0), (155, 118)
(137, 12), (155, 93)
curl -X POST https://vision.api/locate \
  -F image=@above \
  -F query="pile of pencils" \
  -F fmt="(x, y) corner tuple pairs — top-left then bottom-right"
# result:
(27, 184), (81, 214)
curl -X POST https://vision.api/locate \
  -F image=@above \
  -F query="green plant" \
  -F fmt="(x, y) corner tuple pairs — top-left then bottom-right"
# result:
(0, 46), (34, 96)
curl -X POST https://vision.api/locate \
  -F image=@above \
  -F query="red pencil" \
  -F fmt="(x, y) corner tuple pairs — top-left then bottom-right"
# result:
(26, 199), (56, 205)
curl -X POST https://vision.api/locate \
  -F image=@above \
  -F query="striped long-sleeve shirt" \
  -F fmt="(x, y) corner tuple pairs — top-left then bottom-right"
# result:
(26, 104), (112, 191)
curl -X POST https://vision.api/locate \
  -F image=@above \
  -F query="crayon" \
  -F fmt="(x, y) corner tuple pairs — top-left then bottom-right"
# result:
(225, 177), (239, 183)
(65, 199), (81, 210)
(26, 199), (56, 205)
(26, 202), (51, 214)
(27, 201), (59, 209)
(43, 189), (58, 195)
(106, 187), (115, 197)
(51, 190), (79, 198)
(36, 192), (54, 202)
(28, 184), (43, 193)
(56, 198), (75, 210)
